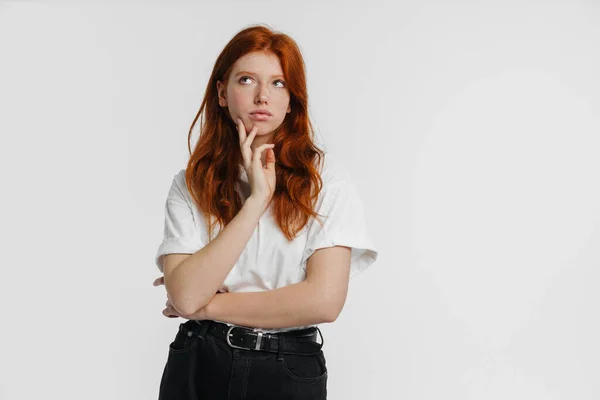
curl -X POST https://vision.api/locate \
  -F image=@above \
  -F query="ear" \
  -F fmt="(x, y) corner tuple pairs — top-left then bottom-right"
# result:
(217, 80), (227, 107)
(287, 103), (291, 113)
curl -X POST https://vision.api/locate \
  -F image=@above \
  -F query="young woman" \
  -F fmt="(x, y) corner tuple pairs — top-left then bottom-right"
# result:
(152, 24), (378, 399)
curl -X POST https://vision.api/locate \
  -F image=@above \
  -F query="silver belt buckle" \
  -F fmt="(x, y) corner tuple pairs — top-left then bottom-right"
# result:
(226, 326), (265, 351)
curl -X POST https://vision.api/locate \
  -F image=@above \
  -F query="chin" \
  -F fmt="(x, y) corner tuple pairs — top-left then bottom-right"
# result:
(258, 124), (277, 133)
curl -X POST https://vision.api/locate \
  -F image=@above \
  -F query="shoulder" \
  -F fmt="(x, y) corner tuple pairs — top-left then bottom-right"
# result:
(174, 168), (187, 186)
(312, 153), (361, 214)
(318, 152), (351, 188)
(168, 168), (192, 201)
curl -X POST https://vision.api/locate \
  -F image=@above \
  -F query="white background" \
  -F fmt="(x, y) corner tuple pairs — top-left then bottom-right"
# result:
(1, 1), (599, 399)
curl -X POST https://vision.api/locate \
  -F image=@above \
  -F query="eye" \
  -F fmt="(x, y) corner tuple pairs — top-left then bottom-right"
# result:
(239, 76), (286, 88)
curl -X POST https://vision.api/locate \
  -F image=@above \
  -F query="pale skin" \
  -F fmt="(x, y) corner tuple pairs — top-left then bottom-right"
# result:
(153, 51), (352, 329)
(217, 51), (292, 164)
(153, 239), (352, 329)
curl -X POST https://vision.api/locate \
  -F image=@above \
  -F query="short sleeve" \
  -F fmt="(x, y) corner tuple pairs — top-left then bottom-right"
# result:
(301, 181), (378, 279)
(154, 171), (206, 273)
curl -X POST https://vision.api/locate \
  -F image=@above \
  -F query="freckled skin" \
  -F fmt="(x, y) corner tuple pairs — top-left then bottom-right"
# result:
(217, 51), (292, 163)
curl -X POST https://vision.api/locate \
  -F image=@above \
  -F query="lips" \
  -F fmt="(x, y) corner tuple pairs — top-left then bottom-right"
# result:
(250, 110), (272, 116)
(249, 113), (272, 121)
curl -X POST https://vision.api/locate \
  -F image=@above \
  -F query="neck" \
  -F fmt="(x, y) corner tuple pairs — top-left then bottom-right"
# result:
(249, 131), (275, 165)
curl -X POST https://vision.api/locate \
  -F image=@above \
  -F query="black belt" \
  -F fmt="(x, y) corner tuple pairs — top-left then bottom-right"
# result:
(191, 319), (324, 356)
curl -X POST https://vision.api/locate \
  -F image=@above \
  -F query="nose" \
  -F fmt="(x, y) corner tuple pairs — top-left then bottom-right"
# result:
(255, 84), (269, 104)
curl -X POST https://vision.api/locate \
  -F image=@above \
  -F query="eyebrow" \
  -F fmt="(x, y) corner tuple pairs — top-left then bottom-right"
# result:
(234, 71), (285, 79)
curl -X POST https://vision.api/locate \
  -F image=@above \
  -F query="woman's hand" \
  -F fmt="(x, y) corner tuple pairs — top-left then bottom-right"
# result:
(153, 276), (179, 318)
(163, 298), (183, 318)
(236, 117), (276, 211)
(153, 275), (210, 320)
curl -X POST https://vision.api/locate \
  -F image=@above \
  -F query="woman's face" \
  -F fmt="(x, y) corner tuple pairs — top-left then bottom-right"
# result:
(217, 51), (291, 142)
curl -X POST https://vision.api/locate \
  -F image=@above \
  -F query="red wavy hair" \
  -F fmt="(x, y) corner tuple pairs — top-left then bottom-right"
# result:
(184, 24), (326, 242)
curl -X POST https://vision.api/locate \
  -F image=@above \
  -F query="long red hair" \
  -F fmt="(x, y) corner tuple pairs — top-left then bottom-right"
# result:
(184, 24), (326, 242)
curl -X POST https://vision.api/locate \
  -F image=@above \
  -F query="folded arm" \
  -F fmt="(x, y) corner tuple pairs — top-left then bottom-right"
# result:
(185, 246), (352, 330)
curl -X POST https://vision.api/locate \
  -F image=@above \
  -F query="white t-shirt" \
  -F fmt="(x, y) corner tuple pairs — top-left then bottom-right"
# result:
(154, 152), (378, 332)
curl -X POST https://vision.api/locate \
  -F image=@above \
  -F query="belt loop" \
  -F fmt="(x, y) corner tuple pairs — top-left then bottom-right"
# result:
(277, 335), (285, 361)
(196, 319), (212, 338)
(316, 326), (324, 350)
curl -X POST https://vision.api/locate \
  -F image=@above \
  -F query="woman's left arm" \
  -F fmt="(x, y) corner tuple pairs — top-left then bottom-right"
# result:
(157, 246), (352, 329)
(196, 246), (351, 329)
(198, 281), (328, 329)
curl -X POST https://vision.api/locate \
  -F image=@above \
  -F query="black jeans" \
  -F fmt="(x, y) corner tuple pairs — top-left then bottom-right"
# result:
(158, 319), (328, 399)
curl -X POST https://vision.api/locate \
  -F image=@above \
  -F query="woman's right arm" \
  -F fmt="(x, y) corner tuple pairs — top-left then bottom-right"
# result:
(164, 195), (267, 317)
(166, 118), (276, 317)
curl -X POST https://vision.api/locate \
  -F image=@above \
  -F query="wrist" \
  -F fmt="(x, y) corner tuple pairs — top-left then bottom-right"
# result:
(203, 294), (218, 320)
(245, 196), (268, 215)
